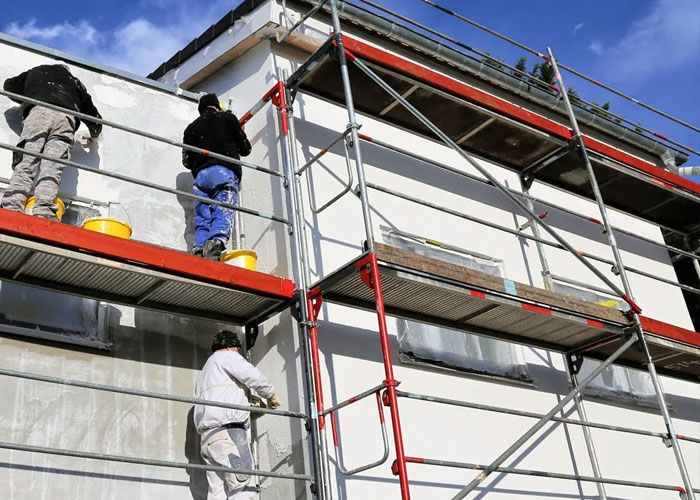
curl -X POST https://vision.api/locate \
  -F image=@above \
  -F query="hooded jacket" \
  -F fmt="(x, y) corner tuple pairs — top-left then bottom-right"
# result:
(4, 64), (102, 137)
(182, 108), (251, 180)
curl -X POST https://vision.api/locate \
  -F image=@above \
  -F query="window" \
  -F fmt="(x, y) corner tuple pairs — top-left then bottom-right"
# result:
(576, 359), (658, 407)
(551, 278), (656, 405)
(397, 319), (532, 382)
(0, 196), (110, 349)
(0, 282), (110, 348)
(382, 226), (531, 382)
(552, 280), (623, 311)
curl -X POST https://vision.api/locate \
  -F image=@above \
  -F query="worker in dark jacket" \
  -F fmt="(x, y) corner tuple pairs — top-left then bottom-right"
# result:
(1, 61), (102, 220)
(182, 93), (251, 261)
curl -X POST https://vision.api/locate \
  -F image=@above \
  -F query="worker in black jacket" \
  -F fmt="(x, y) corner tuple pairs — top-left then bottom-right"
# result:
(1, 61), (102, 220)
(182, 93), (251, 260)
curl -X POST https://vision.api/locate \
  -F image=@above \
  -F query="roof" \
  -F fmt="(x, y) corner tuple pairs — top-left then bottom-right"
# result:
(148, 0), (267, 80)
(148, 0), (690, 169)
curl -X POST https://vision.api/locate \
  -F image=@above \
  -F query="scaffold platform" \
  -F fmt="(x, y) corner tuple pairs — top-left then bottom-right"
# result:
(0, 209), (295, 325)
(311, 243), (700, 381)
(287, 35), (700, 236)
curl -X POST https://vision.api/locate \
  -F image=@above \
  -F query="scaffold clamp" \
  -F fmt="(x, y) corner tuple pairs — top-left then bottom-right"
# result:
(391, 459), (400, 476)
(567, 353), (584, 376)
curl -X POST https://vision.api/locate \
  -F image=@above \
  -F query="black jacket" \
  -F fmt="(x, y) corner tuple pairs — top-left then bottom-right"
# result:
(182, 108), (251, 180)
(4, 64), (102, 137)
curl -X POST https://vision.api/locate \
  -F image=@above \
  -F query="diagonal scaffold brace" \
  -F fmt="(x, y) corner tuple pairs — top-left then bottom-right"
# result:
(340, 39), (696, 500)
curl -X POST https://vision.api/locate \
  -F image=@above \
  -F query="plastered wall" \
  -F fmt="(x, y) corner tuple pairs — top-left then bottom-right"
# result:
(0, 38), (295, 500)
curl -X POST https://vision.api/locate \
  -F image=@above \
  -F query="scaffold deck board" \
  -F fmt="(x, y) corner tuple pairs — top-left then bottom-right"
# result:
(287, 35), (700, 235)
(311, 244), (700, 381)
(0, 209), (295, 325)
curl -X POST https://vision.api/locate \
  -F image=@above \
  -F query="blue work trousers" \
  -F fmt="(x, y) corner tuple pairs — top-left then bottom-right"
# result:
(193, 166), (239, 250)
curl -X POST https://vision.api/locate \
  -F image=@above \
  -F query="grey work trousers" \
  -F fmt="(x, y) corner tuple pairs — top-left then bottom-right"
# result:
(200, 426), (256, 500)
(1, 106), (74, 220)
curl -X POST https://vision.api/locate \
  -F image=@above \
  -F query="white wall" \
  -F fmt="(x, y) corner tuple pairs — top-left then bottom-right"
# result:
(244, 4), (699, 500)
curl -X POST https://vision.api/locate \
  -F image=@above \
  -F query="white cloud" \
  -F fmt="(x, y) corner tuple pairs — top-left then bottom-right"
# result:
(588, 41), (604, 55)
(572, 22), (585, 35)
(603, 0), (700, 81)
(3, 0), (236, 76)
(6, 19), (100, 44)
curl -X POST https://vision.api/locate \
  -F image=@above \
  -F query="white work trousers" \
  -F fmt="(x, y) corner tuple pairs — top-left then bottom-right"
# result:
(201, 427), (256, 500)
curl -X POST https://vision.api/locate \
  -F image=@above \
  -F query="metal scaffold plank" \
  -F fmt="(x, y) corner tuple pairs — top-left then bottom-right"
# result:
(0, 209), (295, 325)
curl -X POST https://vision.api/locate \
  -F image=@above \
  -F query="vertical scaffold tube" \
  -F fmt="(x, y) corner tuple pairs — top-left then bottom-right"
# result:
(452, 335), (638, 499)
(277, 75), (328, 499)
(566, 356), (608, 500)
(330, 1), (411, 497)
(367, 253), (411, 499)
(329, 0), (375, 252)
(547, 47), (696, 499)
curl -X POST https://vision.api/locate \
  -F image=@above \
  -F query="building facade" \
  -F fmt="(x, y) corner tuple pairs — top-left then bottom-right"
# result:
(0, 1), (698, 499)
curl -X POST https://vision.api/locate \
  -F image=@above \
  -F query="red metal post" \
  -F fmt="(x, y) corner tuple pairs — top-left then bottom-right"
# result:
(366, 252), (411, 499)
(307, 294), (326, 429)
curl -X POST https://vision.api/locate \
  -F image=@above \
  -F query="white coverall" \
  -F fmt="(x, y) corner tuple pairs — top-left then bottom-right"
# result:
(195, 350), (275, 500)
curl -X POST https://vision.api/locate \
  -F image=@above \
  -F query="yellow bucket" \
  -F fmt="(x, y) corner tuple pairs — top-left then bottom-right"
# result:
(221, 249), (257, 270)
(24, 196), (65, 220)
(81, 217), (133, 239)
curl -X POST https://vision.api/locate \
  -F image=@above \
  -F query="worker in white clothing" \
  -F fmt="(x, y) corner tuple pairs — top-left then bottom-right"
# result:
(195, 330), (281, 500)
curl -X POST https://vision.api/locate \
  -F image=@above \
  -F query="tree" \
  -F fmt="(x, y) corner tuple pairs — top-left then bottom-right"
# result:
(529, 61), (555, 86)
(590, 100), (612, 119)
(567, 87), (581, 104)
(513, 56), (527, 75)
(482, 51), (505, 70)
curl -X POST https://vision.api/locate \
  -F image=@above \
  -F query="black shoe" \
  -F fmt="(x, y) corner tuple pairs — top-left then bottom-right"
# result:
(191, 247), (203, 257)
(203, 239), (226, 261)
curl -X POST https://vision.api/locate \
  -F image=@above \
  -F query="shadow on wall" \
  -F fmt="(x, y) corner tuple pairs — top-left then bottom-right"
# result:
(295, 116), (670, 265)
(176, 171), (196, 251)
(319, 318), (700, 499)
(3, 105), (102, 201)
(185, 406), (208, 500)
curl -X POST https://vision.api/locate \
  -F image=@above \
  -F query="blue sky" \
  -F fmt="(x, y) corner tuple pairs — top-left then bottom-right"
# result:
(2, 0), (699, 176)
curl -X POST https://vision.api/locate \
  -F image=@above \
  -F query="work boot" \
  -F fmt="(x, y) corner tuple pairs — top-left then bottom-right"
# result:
(203, 239), (226, 261)
(191, 247), (203, 258)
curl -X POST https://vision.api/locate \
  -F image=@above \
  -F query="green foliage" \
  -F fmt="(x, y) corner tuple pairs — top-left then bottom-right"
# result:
(482, 51), (505, 70)
(514, 56), (527, 74)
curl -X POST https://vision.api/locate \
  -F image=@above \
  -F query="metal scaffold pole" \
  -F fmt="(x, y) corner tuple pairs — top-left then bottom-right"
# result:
(329, 2), (411, 497)
(546, 47), (696, 500)
(451, 335), (638, 499)
(276, 76), (328, 499)
(565, 355), (608, 500)
(345, 50), (636, 310)
(329, 0), (375, 251)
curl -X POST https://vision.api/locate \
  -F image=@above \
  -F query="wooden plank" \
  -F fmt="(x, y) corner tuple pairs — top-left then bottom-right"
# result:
(374, 243), (628, 324)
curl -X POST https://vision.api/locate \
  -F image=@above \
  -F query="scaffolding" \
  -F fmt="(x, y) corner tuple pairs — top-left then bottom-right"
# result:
(0, 0), (699, 498)
(277, 1), (700, 499)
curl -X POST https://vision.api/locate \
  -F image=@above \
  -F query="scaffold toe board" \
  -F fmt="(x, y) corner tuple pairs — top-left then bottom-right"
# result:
(287, 35), (700, 235)
(0, 209), (295, 325)
(311, 243), (700, 381)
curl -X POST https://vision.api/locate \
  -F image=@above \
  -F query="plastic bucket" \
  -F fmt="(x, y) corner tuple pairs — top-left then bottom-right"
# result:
(221, 249), (257, 270)
(25, 196), (65, 220)
(81, 217), (133, 239)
